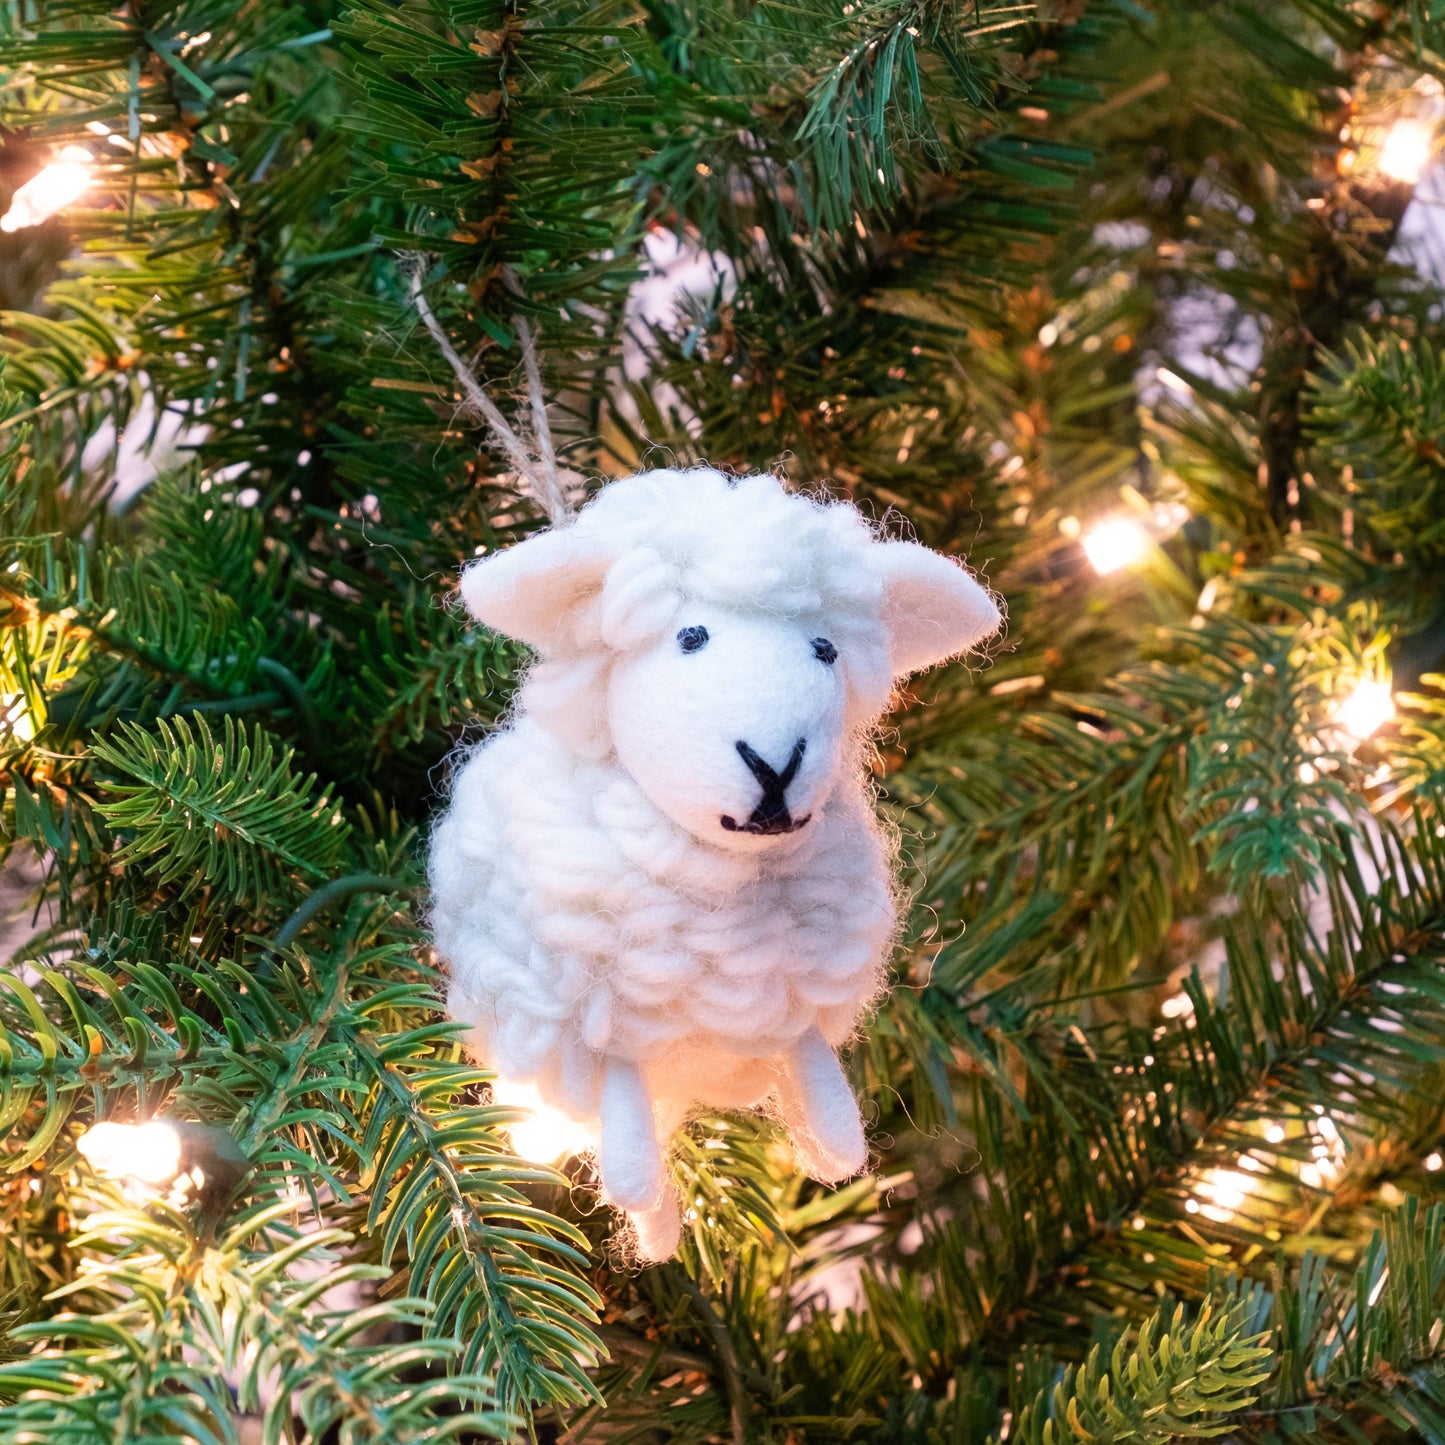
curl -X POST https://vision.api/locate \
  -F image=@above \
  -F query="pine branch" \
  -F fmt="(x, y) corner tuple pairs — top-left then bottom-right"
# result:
(352, 1033), (606, 1416)
(0, 1194), (513, 1443)
(792, 0), (1022, 233)
(90, 714), (348, 901)
(919, 815), (1445, 1368)
(357, 598), (519, 753)
(1003, 1296), (1272, 1445)
(1307, 334), (1445, 552)
(990, 1199), (1445, 1443)
(898, 594), (1375, 995)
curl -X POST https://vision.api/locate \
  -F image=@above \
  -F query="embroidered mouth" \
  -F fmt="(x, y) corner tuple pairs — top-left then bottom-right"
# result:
(720, 812), (812, 836)
(722, 737), (810, 836)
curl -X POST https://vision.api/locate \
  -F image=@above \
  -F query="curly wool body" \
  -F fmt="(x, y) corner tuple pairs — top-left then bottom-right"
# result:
(430, 468), (1001, 1258)
(434, 720), (895, 1111)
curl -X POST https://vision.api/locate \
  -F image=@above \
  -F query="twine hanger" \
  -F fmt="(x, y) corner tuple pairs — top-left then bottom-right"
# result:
(404, 255), (575, 527)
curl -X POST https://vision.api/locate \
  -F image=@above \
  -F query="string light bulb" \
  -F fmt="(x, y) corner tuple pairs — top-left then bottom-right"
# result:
(491, 1078), (591, 1164)
(76, 1118), (251, 1204)
(1194, 1168), (1251, 1224)
(1378, 117), (1435, 183)
(1160, 991), (1194, 1020)
(78, 1120), (182, 1184)
(1334, 678), (1395, 744)
(1, 147), (94, 233)
(1082, 517), (1150, 576)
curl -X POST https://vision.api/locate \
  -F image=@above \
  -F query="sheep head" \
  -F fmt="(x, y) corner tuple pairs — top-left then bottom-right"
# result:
(460, 469), (1001, 853)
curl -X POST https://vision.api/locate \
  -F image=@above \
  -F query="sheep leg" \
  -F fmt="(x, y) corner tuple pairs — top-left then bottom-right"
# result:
(629, 1194), (682, 1263)
(777, 1027), (867, 1182)
(598, 1057), (665, 1211)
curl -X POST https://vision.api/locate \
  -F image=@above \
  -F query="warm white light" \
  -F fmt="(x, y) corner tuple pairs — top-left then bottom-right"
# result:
(1196, 1167), (1251, 1223)
(1161, 991), (1194, 1020)
(491, 1079), (591, 1164)
(1426, 1152), (1442, 1172)
(1, 147), (93, 233)
(1334, 679), (1395, 743)
(1379, 118), (1434, 183)
(1300, 1154), (1343, 1191)
(78, 1120), (181, 1184)
(1264, 1123), (1285, 1144)
(1205, 1170), (1249, 1208)
(2, 692), (34, 743)
(1082, 518), (1150, 576)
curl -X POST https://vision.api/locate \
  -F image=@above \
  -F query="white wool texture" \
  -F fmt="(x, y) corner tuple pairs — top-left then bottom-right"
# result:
(429, 467), (1001, 1258)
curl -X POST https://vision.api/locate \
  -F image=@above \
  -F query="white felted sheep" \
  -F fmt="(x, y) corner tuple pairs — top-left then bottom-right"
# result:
(430, 467), (1000, 1259)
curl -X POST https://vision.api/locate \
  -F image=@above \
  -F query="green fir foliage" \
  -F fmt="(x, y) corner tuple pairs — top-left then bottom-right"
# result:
(5, 0), (1445, 1440)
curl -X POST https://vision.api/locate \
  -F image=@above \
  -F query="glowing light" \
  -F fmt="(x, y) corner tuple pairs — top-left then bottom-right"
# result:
(491, 1079), (591, 1164)
(78, 1120), (181, 1184)
(1151, 500), (1191, 540)
(2, 693), (34, 743)
(1426, 1152), (1443, 1172)
(1, 147), (93, 233)
(1195, 1168), (1252, 1224)
(1379, 118), (1434, 183)
(1082, 518), (1150, 576)
(1300, 1150), (1344, 1191)
(1161, 991), (1194, 1020)
(1264, 1123), (1286, 1144)
(1334, 679), (1395, 744)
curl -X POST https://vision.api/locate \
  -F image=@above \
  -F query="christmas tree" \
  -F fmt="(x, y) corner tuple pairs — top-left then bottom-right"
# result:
(4, 0), (1445, 1439)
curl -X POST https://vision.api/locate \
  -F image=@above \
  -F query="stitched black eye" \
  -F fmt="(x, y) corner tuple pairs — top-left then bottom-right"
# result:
(677, 625), (710, 654)
(812, 637), (838, 665)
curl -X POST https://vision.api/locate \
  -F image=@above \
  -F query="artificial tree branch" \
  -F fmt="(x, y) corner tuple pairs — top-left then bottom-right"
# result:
(670, 1264), (751, 1445)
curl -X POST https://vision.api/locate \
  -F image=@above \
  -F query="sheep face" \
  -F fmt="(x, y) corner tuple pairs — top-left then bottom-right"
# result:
(608, 608), (849, 852)
(457, 468), (1004, 852)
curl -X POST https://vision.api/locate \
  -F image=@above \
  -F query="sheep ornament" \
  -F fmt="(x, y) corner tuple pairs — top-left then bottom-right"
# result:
(430, 466), (1000, 1260)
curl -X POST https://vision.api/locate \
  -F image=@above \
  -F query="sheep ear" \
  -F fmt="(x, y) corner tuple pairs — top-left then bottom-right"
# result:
(459, 529), (613, 651)
(871, 540), (1001, 677)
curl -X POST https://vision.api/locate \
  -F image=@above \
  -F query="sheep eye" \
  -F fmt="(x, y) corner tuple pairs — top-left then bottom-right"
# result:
(677, 625), (710, 654)
(812, 637), (838, 665)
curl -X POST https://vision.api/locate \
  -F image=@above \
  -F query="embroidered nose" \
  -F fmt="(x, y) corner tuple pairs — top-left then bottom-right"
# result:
(721, 738), (810, 835)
